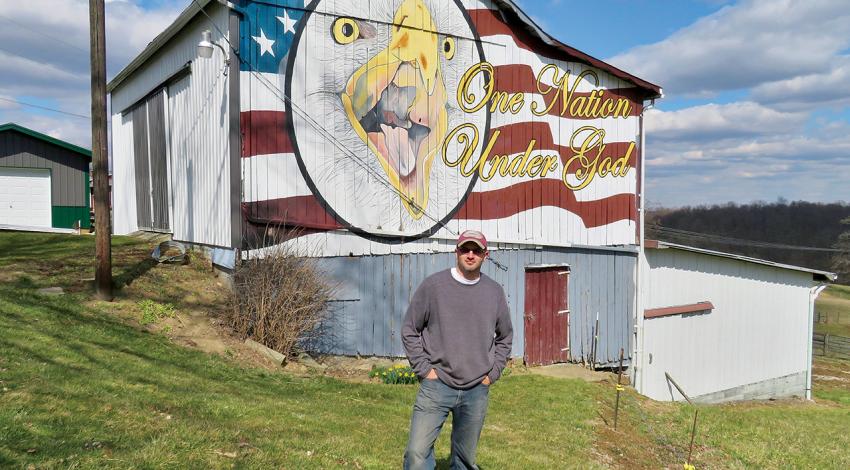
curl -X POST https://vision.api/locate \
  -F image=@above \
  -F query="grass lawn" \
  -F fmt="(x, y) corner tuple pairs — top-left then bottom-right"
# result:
(2, 231), (850, 468)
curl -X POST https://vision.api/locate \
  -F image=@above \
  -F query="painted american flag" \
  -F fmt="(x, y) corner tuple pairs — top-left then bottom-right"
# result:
(238, 0), (648, 253)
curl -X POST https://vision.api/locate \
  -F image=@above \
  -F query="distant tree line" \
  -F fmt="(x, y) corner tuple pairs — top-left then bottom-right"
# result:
(646, 201), (850, 285)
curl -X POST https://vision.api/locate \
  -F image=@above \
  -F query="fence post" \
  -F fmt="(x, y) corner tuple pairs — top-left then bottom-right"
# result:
(825, 333), (830, 356)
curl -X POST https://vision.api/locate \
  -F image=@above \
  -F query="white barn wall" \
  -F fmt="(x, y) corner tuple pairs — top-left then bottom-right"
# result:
(110, 3), (232, 247)
(111, 113), (137, 235)
(638, 248), (814, 402)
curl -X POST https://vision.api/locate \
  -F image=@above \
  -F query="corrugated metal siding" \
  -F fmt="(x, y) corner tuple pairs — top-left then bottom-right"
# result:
(110, 3), (231, 247)
(132, 103), (153, 229)
(0, 130), (89, 207)
(308, 247), (634, 363)
(111, 113), (137, 235)
(148, 90), (170, 231)
(239, 0), (642, 254)
(637, 249), (814, 401)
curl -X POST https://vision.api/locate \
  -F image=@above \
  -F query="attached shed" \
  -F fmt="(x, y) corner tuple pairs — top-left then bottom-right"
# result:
(0, 123), (91, 230)
(635, 240), (834, 403)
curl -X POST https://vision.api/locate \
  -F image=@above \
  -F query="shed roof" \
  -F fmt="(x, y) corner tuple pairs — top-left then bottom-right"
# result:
(107, 0), (663, 99)
(0, 123), (92, 160)
(645, 239), (837, 282)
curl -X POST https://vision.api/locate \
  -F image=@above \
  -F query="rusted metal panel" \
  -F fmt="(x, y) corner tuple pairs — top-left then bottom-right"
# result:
(313, 248), (633, 363)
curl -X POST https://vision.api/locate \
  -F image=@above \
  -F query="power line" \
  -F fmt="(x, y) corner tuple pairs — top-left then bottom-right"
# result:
(0, 97), (90, 120)
(0, 13), (89, 54)
(651, 225), (847, 253)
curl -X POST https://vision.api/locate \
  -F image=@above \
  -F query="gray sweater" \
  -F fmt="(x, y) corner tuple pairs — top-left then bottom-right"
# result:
(401, 269), (513, 389)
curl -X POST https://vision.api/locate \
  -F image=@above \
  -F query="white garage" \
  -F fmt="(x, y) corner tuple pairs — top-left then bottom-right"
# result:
(0, 123), (92, 231)
(0, 167), (52, 228)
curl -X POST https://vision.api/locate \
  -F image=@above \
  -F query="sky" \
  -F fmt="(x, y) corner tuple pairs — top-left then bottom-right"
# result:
(1, 0), (849, 208)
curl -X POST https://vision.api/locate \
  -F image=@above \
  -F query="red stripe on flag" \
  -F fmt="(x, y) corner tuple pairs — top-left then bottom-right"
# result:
(488, 122), (637, 173)
(240, 112), (638, 172)
(493, 64), (643, 118)
(241, 110), (293, 157)
(469, 8), (540, 53)
(454, 179), (635, 228)
(243, 195), (341, 230)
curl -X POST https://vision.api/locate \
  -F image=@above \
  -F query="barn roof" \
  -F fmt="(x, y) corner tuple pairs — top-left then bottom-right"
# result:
(0, 123), (92, 160)
(108, 0), (662, 98)
(645, 239), (837, 282)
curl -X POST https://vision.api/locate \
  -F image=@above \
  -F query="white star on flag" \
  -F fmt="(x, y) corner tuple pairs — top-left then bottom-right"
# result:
(252, 28), (275, 57)
(277, 9), (298, 35)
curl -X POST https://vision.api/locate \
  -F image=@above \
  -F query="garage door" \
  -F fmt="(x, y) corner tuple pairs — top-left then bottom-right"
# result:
(0, 167), (52, 227)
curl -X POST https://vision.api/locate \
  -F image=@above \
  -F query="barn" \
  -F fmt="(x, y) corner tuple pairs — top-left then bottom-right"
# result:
(107, 0), (833, 401)
(0, 123), (92, 231)
(108, 0), (660, 368)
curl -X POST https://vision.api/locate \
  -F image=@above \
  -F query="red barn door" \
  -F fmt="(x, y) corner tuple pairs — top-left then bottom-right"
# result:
(524, 265), (569, 366)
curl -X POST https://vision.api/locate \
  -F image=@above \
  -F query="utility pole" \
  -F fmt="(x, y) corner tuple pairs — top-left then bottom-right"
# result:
(90, 0), (112, 300)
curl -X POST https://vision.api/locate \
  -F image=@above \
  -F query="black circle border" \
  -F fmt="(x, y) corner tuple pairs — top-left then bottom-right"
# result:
(284, 0), (491, 244)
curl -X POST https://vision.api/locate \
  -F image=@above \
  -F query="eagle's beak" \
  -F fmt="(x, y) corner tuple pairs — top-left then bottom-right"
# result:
(340, 0), (448, 220)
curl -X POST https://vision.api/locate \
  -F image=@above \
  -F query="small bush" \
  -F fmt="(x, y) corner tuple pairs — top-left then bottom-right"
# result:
(225, 241), (336, 359)
(138, 300), (176, 325)
(370, 364), (418, 385)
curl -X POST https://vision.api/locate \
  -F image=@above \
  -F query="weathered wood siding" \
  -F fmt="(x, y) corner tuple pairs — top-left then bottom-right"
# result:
(307, 246), (635, 365)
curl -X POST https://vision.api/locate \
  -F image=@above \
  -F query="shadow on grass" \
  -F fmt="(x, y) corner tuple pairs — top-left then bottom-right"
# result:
(0, 285), (314, 400)
(113, 257), (158, 288)
(435, 458), (487, 469)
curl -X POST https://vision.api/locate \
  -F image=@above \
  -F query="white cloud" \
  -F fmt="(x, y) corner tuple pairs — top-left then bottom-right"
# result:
(751, 56), (850, 111)
(0, 0), (183, 146)
(643, 99), (850, 206)
(645, 102), (806, 141)
(608, 0), (850, 97)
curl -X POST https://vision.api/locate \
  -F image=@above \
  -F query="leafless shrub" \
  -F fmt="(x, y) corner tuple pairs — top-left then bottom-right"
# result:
(225, 238), (337, 359)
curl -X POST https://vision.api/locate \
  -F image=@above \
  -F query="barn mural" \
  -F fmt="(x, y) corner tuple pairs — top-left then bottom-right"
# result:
(239, 0), (643, 250)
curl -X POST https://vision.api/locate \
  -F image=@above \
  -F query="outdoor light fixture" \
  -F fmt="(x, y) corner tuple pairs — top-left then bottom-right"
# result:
(197, 30), (230, 75)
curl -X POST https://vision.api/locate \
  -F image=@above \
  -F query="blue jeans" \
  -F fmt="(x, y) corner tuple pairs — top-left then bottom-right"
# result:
(403, 378), (490, 470)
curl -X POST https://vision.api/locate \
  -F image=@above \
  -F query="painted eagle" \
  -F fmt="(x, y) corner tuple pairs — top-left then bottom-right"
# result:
(289, 0), (487, 235)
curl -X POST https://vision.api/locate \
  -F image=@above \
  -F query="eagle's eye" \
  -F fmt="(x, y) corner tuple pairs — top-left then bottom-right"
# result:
(332, 17), (360, 45)
(443, 37), (455, 60)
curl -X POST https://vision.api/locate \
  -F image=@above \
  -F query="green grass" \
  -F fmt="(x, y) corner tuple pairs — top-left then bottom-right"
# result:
(1, 232), (850, 469)
(0, 286), (601, 468)
(815, 284), (850, 337)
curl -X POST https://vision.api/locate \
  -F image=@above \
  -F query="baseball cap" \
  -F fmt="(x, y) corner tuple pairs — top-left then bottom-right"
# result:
(456, 230), (488, 250)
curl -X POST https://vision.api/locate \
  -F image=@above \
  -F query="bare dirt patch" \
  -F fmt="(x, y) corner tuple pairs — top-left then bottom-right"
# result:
(528, 362), (615, 382)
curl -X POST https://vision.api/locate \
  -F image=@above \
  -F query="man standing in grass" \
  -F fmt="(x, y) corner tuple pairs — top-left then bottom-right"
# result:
(401, 230), (513, 470)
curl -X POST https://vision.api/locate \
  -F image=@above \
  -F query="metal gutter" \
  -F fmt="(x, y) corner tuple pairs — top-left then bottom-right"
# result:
(647, 239), (837, 281)
(806, 284), (828, 400)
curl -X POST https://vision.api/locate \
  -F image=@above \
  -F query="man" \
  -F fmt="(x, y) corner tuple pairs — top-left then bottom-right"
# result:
(401, 229), (513, 470)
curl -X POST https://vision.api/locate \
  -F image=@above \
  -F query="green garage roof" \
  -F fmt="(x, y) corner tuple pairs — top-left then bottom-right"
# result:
(0, 123), (92, 160)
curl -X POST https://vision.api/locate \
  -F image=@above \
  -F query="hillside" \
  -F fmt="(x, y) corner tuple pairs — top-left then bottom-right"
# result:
(1, 232), (850, 468)
(647, 201), (850, 283)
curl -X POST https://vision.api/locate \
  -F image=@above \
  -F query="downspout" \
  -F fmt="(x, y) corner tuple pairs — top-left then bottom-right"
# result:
(632, 96), (656, 391)
(806, 283), (828, 400)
